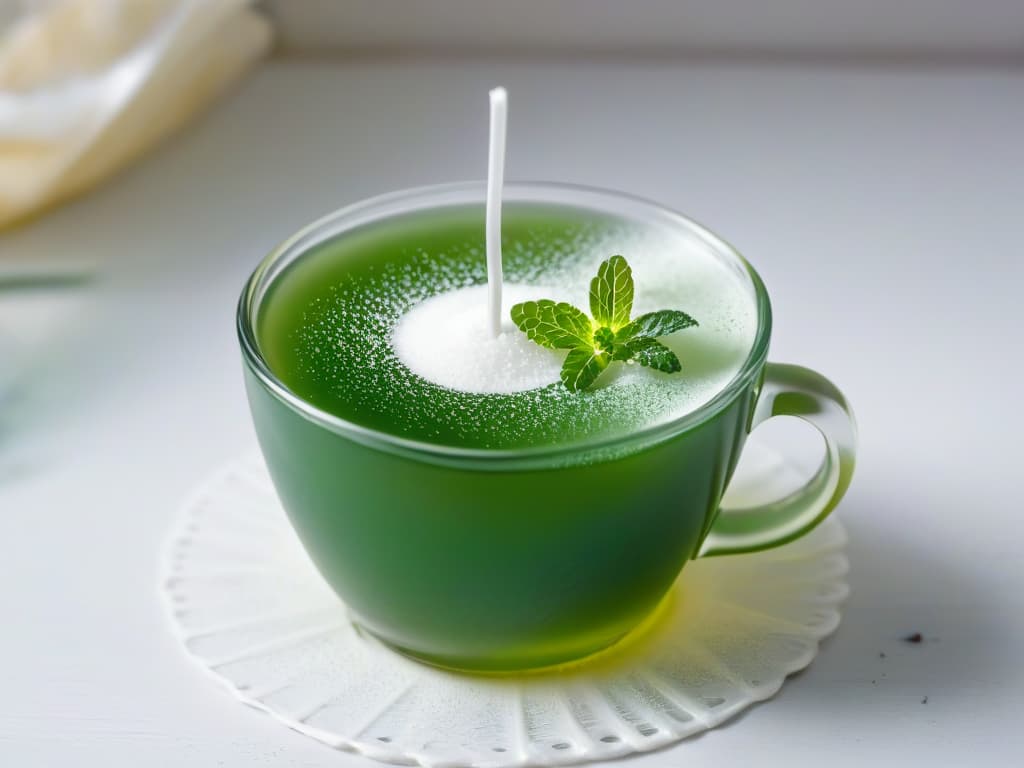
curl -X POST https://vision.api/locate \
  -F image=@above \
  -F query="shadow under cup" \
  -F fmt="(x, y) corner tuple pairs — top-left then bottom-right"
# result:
(237, 183), (852, 672)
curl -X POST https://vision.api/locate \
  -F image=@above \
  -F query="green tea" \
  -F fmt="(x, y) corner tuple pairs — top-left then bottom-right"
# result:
(257, 203), (757, 450)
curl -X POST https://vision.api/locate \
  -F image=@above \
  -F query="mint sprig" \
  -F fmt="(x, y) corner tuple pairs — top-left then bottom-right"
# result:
(510, 255), (698, 392)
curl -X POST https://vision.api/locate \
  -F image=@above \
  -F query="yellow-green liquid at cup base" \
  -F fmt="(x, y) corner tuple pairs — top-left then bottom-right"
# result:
(257, 203), (758, 450)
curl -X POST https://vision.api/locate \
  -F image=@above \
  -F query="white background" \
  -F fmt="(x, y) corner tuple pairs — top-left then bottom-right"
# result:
(1, 4), (1023, 766)
(263, 0), (1024, 60)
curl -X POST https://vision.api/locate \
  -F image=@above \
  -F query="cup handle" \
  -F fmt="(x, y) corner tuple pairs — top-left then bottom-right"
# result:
(698, 363), (857, 558)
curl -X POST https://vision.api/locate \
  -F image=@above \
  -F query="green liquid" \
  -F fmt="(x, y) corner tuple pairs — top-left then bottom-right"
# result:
(257, 203), (755, 450)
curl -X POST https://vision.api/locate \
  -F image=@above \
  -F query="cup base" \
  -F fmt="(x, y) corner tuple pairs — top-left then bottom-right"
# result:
(348, 590), (677, 676)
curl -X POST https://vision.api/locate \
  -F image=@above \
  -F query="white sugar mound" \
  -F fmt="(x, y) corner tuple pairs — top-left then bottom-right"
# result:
(392, 284), (567, 394)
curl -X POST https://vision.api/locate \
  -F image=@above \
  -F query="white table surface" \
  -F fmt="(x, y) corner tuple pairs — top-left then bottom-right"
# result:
(1, 57), (1021, 766)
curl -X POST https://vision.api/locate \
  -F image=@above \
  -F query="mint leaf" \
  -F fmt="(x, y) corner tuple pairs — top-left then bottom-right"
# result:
(617, 309), (698, 341)
(625, 337), (681, 373)
(510, 299), (593, 349)
(560, 348), (610, 392)
(593, 326), (616, 353)
(510, 255), (697, 392)
(589, 255), (633, 330)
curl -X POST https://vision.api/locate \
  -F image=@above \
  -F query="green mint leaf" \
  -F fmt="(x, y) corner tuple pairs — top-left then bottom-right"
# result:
(593, 326), (616, 353)
(560, 348), (610, 391)
(611, 344), (634, 361)
(589, 255), (633, 330)
(616, 309), (698, 342)
(625, 337), (682, 373)
(510, 299), (593, 350)
(511, 255), (697, 392)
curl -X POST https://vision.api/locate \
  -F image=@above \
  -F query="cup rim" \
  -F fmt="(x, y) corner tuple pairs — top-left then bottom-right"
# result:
(237, 181), (772, 467)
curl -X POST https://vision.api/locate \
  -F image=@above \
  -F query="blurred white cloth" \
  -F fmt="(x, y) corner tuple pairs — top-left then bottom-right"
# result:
(0, 0), (271, 231)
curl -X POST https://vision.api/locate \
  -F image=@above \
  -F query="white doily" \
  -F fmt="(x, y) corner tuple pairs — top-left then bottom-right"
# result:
(162, 442), (848, 767)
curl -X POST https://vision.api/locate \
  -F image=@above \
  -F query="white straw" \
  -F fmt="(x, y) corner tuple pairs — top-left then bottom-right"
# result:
(486, 87), (507, 338)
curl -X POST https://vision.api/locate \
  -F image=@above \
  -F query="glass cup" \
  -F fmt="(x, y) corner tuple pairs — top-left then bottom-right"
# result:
(237, 182), (857, 672)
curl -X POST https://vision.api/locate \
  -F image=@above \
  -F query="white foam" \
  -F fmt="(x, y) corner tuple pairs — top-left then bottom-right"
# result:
(390, 226), (760, 405)
(392, 284), (567, 394)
